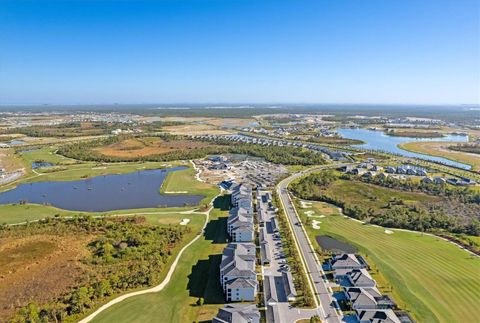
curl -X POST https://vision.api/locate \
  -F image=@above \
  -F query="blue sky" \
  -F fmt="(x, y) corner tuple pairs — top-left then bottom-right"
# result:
(0, 0), (479, 105)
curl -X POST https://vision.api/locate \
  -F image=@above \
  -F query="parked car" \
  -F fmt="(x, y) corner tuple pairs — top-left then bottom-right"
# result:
(280, 265), (291, 272)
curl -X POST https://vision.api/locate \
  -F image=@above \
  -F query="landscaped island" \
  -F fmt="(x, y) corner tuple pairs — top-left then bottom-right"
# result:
(384, 129), (444, 138)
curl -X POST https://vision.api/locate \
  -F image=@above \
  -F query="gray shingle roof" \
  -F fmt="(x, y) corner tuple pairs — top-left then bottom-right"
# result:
(356, 309), (401, 323)
(213, 304), (260, 323)
(331, 253), (367, 269)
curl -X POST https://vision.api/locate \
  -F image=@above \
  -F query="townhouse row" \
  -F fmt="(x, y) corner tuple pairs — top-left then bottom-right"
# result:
(220, 183), (258, 302)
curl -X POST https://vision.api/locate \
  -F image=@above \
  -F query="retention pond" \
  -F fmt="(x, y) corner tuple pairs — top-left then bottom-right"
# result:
(0, 166), (204, 212)
(316, 235), (357, 253)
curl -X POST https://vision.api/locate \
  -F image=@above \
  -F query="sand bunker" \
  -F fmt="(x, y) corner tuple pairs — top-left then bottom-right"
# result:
(179, 219), (191, 225)
(312, 220), (321, 230)
(300, 201), (312, 209)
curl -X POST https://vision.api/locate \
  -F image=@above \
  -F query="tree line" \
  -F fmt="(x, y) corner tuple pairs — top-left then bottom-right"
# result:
(290, 171), (480, 236)
(4, 216), (190, 323)
(448, 143), (480, 155)
(56, 135), (327, 165)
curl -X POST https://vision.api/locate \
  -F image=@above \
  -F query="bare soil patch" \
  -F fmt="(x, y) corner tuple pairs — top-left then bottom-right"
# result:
(162, 124), (231, 135)
(94, 137), (213, 158)
(0, 234), (92, 320)
(205, 118), (256, 127)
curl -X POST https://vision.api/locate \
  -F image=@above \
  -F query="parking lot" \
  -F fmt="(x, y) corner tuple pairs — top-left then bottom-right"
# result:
(194, 155), (287, 188)
(258, 190), (320, 323)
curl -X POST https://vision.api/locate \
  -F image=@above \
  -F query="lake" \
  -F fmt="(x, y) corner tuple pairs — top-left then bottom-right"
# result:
(337, 128), (471, 169)
(0, 166), (205, 212)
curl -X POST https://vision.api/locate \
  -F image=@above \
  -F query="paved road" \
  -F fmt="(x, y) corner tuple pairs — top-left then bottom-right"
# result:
(258, 190), (322, 323)
(276, 165), (348, 323)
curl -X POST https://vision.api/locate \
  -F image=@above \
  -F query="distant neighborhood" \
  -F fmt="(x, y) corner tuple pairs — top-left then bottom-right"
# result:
(191, 134), (352, 161)
(340, 163), (477, 186)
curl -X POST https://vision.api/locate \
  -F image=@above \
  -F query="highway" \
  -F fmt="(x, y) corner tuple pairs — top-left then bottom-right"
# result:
(276, 165), (347, 323)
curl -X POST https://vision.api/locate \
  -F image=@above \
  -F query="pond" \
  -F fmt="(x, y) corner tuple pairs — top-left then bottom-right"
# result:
(0, 166), (205, 212)
(316, 235), (357, 253)
(18, 148), (40, 153)
(8, 139), (26, 146)
(337, 128), (470, 169)
(32, 162), (55, 169)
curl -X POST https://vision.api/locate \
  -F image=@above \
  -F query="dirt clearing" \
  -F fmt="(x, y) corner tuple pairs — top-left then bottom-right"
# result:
(0, 234), (92, 320)
(94, 137), (214, 158)
(162, 124), (232, 135)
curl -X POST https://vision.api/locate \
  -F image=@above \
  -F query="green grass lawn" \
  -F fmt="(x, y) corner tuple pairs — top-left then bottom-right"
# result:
(399, 141), (480, 172)
(0, 203), (197, 225)
(160, 166), (220, 207)
(18, 146), (77, 166)
(142, 213), (202, 226)
(90, 198), (229, 323)
(299, 200), (480, 323)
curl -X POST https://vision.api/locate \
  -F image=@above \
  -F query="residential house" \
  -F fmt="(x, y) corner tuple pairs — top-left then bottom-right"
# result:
(340, 165), (355, 173)
(330, 253), (368, 270)
(347, 269), (376, 287)
(213, 304), (261, 323)
(433, 177), (446, 185)
(448, 177), (477, 186)
(356, 309), (402, 323)
(363, 171), (377, 178)
(377, 172), (389, 180)
(416, 169), (428, 176)
(396, 167), (407, 174)
(406, 167), (417, 175)
(385, 166), (396, 174)
(345, 287), (395, 310)
(351, 168), (367, 176)
(421, 177), (433, 184)
(333, 268), (354, 280)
